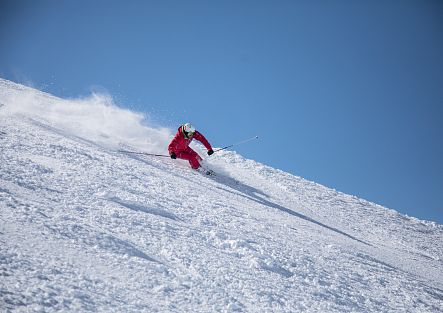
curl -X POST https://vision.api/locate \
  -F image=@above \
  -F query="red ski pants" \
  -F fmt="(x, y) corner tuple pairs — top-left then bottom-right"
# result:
(176, 147), (202, 169)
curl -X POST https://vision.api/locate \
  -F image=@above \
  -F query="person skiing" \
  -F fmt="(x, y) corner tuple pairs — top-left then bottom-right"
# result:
(168, 123), (214, 172)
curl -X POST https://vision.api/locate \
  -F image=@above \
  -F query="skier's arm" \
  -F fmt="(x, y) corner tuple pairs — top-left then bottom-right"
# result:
(168, 134), (180, 154)
(194, 131), (212, 151)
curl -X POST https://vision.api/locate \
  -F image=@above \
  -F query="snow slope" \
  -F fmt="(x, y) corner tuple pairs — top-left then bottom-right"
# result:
(1, 78), (442, 312)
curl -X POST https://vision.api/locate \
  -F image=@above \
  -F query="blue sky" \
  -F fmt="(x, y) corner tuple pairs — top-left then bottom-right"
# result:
(1, 0), (442, 224)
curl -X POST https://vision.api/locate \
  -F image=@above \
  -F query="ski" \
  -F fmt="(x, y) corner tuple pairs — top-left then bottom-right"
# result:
(196, 167), (216, 176)
(205, 169), (216, 176)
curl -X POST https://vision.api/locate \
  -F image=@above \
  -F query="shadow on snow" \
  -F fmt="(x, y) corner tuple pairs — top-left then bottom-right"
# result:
(210, 174), (371, 247)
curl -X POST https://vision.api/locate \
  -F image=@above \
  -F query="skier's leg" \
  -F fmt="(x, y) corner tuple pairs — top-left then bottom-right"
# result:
(177, 149), (202, 169)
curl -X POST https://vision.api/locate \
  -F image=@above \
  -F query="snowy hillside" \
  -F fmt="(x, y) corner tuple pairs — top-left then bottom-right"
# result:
(1, 78), (442, 312)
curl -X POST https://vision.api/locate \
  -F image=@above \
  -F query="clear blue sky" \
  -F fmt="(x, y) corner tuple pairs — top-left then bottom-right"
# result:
(1, 0), (442, 224)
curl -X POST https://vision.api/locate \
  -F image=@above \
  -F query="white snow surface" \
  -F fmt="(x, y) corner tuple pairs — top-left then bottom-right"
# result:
(1, 78), (442, 312)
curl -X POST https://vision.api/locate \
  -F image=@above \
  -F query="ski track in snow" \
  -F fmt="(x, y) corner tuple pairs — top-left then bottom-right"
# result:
(1, 79), (443, 312)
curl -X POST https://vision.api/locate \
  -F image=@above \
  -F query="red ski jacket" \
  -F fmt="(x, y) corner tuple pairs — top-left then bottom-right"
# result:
(168, 125), (212, 154)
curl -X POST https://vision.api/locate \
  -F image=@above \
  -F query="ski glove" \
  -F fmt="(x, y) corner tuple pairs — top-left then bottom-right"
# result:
(170, 152), (177, 159)
(207, 149), (214, 156)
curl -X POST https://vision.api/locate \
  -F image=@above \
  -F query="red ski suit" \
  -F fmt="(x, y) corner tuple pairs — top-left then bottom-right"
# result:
(168, 126), (212, 169)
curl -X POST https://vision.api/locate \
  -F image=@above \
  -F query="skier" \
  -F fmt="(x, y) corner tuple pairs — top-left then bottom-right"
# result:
(168, 123), (214, 173)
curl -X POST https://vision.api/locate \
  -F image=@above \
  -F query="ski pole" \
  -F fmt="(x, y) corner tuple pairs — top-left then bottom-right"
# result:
(213, 135), (259, 153)
(118, 150), (170, 157)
